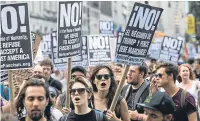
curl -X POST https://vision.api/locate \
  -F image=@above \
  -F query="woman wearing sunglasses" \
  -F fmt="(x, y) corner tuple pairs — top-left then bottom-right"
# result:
(90, 65), (130, 121)
(59, 76), (108, 121)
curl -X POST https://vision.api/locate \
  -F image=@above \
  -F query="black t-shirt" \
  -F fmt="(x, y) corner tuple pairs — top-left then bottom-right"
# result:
(59, 110), (99, 121)
(19, 117), (52, 121)
(121, 82), (150, 121)
(121, 83), (150, 112)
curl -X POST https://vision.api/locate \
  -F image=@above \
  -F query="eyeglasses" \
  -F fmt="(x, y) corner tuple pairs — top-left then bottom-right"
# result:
(155, 73), (164, 78)
(70, 88), (89, 95)
(95, 74), (110, 80)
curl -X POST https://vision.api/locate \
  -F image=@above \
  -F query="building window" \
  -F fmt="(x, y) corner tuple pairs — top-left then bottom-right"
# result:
(89, 1), (99, 9)
(168, 2), (171, 8)
(100, 1), (112, 17)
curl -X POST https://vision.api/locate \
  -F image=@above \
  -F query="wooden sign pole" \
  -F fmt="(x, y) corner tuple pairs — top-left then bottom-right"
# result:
(65, 57), (72, 108)
(110, 65), (130, 111)
(8, 70), (14, 114)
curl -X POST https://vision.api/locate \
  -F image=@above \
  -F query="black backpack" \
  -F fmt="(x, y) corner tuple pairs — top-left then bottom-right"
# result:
(59, 109), (106, 121)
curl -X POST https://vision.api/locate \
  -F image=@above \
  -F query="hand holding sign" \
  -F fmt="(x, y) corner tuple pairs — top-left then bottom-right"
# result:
(111, 2), (163, 113)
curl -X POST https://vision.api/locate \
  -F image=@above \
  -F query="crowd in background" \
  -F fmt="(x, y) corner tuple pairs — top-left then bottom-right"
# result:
(0, 57), (200, 121)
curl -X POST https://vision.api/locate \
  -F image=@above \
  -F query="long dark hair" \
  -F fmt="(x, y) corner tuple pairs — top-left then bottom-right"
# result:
(16, 79), (53, 120)
(90, 65), (117, 108)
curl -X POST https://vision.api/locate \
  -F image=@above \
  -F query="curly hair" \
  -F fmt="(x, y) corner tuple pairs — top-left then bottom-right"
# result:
(16, 79), (53, 120)
(177, 64), (195, 82)
(90, 65), (117, 109)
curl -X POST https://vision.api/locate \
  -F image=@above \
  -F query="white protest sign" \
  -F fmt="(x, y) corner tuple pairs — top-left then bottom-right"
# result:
(99, 20), (114, 35)
(39, 34), (52, 58)
(57, 1), (82, 58)
(159, 36), (184, 63)
(88, 35), (112, 66)
(147, 36), (163, 59)
(115, 3), (163, 65)
(0, 3), (33, 70)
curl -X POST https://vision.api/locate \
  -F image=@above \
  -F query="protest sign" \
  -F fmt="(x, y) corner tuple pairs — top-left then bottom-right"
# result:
(51, 31), (88, 69)
(1, 3), (33, 70)
(39, 34), (52, 59)
(57, 1), (82, 58)
(115, 32), (124, 56)
(88, 35), (112, 66)
(1, 71), (8, 82)
(99, 20), (114, 35)
(115, 3), (163, 65)
(147, 36), (163, 59)
(159, 36), (184, 63)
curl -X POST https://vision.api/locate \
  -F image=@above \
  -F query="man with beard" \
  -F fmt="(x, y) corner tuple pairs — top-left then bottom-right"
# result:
(121, 65), (150, 121)
(16, 79), (54, 121)
(40, 59), (62, 94)
(137, 91), (175, 121)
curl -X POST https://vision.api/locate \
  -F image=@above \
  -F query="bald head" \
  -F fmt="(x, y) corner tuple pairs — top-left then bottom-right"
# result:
(33, 65), (43, 77)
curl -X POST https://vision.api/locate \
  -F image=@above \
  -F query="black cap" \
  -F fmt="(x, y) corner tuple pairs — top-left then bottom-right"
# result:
(71, 66), (86, 76)
(137, 91), (175, 114)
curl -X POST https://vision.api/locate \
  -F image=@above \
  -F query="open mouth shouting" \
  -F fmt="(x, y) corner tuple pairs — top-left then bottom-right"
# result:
(100, 82), (107, 87)
(74, 97), (81, 102)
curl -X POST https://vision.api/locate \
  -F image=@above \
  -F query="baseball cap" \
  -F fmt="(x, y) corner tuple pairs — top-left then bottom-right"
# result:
(71, 66), (86, 76)
(137, 91), (175, 114)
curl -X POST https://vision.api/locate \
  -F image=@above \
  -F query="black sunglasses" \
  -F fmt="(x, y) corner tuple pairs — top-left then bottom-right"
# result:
(95, 74), (110, 80)
(70, 88), (89, 95)
(155, 73), (163, 78)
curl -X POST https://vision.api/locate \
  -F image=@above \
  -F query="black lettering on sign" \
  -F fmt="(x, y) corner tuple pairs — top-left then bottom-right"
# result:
(88, 36), (112, 66)
(115, 2), (163, 66)
(1, 3), (33, 70)
(58, 1), (82, 58)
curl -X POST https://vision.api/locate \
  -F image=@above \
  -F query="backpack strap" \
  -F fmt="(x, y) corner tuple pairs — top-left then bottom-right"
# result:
(133, 80), (149, 109)
(95, 110), (104, 121)
(181, 89), (187, 109)
(122, 85), (131, 100)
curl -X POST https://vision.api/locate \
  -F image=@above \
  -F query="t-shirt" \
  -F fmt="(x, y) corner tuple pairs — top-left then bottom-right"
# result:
(121, 82), (150, 121)
(59, 110), (107, 121)
(19, 117), (52, 121)
(172, 88), (197, 121)
(121, 83), (150, 112)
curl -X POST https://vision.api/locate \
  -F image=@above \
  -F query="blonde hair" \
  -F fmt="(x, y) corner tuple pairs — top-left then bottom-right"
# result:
(177, 64), (195, 82)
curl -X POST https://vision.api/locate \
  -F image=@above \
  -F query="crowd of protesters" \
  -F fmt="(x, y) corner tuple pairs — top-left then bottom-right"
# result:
(1, 57), (200, 121)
